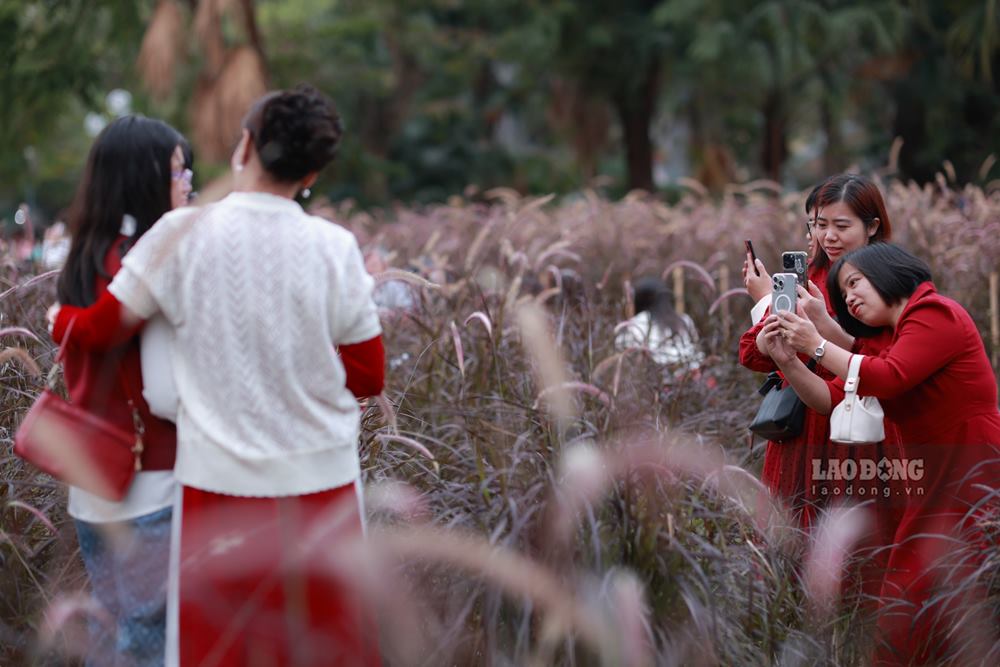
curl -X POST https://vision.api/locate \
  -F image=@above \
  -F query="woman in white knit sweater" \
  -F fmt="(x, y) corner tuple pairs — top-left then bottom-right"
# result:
(53, 85), (385, 667)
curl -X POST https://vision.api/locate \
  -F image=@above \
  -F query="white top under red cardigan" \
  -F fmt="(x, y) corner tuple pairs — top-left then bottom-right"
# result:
(66, 220), (176, 523)
(56, 192), (383, 498)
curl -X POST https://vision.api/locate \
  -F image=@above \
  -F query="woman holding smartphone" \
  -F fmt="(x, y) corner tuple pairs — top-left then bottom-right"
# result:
(740, 174), (895, 527)
(765, 242), (1000, 665)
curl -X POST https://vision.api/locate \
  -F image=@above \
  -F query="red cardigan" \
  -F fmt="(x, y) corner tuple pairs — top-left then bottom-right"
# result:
(55, 238), (177, 470)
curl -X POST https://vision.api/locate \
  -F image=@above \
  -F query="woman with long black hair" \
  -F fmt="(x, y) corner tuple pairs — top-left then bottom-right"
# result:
(615, 276), (704, 372)
(56, 115), (192, 666)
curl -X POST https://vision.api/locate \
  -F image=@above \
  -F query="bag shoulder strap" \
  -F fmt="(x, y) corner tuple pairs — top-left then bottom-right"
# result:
(757, 371), (782, 396)
(843, 354), (864, 395)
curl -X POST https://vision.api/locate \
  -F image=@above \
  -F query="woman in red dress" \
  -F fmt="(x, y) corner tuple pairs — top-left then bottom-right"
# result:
(740, 174), (897, 534)
(766, 242), (1000, 665)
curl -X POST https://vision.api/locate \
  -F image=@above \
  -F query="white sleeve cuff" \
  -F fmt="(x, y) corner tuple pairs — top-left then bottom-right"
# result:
(108, 267), (159, 320)
(750, 294), (771, 326)
(339, 314), (382, 346)
(335, 239), (383, 344)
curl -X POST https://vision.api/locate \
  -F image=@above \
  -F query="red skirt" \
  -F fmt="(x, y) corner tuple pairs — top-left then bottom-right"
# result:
(174, 482), (381, 667)
(762, 411), (904, 610)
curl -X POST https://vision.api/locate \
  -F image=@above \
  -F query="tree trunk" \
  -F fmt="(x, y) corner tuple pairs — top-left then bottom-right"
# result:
(239, 0), (266, 64)
(761, 90), (788, 181)
(613, 61), (660, 192)
(821, 100), (846, 175)
(890, 73), (932, 181)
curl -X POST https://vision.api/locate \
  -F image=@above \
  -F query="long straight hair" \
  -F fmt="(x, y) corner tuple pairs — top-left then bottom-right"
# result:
(57, 116), (190, 307)
(809, 173), (892, 273)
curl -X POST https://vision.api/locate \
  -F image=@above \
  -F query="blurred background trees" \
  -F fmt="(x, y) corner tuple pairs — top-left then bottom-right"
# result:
(1, 0), (998, 222)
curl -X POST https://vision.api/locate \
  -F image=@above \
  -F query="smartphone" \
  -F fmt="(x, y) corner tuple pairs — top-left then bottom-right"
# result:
(772, 273), (798, 313)
(745, 239), (760, 276)
(782, 251), (808, 287)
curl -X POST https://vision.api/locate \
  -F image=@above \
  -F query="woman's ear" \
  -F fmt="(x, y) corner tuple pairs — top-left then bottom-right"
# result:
(868, 218), (880, 238)
(231, 129), (252, 173)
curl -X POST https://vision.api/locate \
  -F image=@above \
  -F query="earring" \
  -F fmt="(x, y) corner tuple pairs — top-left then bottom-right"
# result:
(302, 188), (311, 199)
(235, 164), (244, 172)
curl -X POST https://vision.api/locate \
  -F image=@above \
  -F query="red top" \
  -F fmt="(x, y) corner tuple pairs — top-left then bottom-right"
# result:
(738, 267), (837, 498)
(738, 264), (835, 372)
(829, 282), (1000, 502)
(338, 336), (386, 398)
(738, 265), (901, 539)
(58, 238), (177, 470)
(831, 282), (1000, 664)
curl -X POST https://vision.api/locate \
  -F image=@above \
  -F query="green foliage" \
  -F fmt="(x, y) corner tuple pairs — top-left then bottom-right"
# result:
(888, 0), (1000, 182)
(545, 0), (669, 93)
(940, 0), (1000, 84)
(1, 0), (998, 213)
(0, 1), (148, 218)
(257, 0), (531, 203)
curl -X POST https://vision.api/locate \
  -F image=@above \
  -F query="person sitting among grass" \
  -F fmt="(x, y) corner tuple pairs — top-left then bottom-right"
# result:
(615, 276), (704, 373)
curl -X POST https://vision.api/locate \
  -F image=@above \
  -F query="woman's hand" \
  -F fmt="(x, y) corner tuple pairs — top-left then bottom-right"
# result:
(755, 325), (772, 358)
(761, 317), (797, 365)
(46, 302), (60, 335)
(796, 281), (829, 325)
(742, 252), (771, 302)
(773, 311), (823, 355)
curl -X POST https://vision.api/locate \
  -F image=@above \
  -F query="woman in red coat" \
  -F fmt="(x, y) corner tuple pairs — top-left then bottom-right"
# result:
(765, 242), (1000, 665)
(740, 174), (897, 533)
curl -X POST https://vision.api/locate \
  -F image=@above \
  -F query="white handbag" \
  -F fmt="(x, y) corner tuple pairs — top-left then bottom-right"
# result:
(829, 354), (885, 444)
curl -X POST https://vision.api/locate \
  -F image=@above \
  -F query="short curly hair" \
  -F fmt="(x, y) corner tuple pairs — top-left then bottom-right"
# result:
(243, 84), (343, 182)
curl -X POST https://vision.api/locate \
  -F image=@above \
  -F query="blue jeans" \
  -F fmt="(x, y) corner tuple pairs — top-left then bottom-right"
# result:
(75, 506), (172, 667)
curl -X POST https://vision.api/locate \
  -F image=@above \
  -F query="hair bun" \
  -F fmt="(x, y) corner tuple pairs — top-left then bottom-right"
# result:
(251, 84), (343, 182)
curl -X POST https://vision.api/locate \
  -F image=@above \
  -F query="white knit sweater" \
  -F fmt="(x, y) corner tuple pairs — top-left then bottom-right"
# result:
(108, 191), (382, 496)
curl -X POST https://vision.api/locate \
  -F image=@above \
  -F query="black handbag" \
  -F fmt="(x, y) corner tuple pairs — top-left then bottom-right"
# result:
(748, 360), (816, 442)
